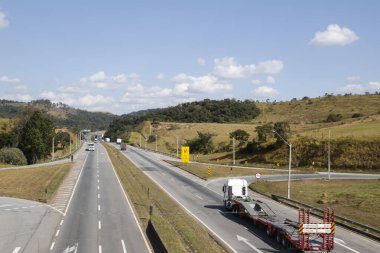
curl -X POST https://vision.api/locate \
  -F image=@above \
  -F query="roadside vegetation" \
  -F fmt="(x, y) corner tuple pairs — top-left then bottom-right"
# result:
(103, 143), (227, 253)
(0, 163), (72, 202)
(166, 160), (288, 180)
(250, 179), (380, 229)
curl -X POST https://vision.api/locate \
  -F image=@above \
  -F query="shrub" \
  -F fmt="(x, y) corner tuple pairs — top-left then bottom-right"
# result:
(352, 113), (364, 118)
(0, 148), (27, 165)
(326, 113), (343, 122)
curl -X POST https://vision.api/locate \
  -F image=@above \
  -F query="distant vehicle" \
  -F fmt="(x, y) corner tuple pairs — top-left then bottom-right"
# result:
(105, 138), (110, 142)
(222, 179), (335, 251)
(87, 143), (95, 151)
(116, 138), (122, 144)
(121, 143), (127, 151)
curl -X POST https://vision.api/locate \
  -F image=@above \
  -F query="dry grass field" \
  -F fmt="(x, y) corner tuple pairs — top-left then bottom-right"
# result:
(0, 163), (72, 202)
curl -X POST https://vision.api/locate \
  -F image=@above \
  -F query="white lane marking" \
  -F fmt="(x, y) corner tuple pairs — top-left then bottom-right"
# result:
(335, 239), (360, 253)
(237, 235), (263, 253)
(43, 203), (65, 215)
(50, 241), (55, 250)
(121, 240), (127, 253)
(97, 174), (99, 177)
(4, 208), (11, 211)
(98, 205), (101, 211)
(64, 152), (89, 216)
(98, 220), (101, 230)
(0, 204), (11, 207)
(98, 194), (100, 199)
(195, 195), (203, 200)
(105, 147), (153, 253)
(125, 151), (236, 253)
(60, 219), (64, 226)
(99, 245), (102, 253)
(98, 185), (100, 190)
(12, 247), (21, 253)
(74, 242), (78, 253)
(22, 206), (28, 209)
(97, 179), (100, 183)
(55, 229), (60, 237)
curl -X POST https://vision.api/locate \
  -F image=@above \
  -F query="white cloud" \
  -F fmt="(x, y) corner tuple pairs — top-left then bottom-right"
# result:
(88, 71), (107, 82)
(347, 76), (360, 82)
(310, 24), (359, 46)
(266, 76), (275, 84)
(213, 57), (283, 79)
(0, 75), (20, 83)
(1, 94), (32, 102)
(252, 86), (279, 98)
(251, 80), (262, 85)
(337, 81), (380, 93)
(78, 94), (114, 106)
(172, 73), (232, 94)
(197, 57), (206, 66)
(0, 11), (9, 29)
(156, 73), (165, 80)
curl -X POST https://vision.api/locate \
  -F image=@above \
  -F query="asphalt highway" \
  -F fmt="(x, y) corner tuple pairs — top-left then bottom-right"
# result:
(124, 145), (380, 253)
(51, 143), (150, 253)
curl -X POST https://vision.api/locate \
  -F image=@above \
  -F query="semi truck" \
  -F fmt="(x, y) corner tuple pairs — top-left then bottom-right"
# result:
(87, 142), (95, 151)
(120, 143), (127, 151)
(116, 138), (122, 144)
(223, 179), (334, 252)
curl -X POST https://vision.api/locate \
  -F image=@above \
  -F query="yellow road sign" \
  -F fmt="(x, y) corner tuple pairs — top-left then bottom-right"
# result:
(181, 146), (190, 163)
(207, 167), (211, 175)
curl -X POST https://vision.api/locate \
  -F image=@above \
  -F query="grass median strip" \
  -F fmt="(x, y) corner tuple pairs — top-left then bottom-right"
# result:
(0, 163), (72, 202)
(103, 144), (227, 253)
(166, 160), (288, 180)
(250, 179), (380, 229)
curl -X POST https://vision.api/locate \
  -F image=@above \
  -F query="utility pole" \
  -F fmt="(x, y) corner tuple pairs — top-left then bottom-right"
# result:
(328, 130), (331, 180)
(232, 137), (235, 165)
(52, 137), (55, 161)
(176, 136), (179, 158)
(69, 133), (72, 154)
(139, 134), (142, 147)
(155, 134), (158, 152)
(273, 130), (292, 199)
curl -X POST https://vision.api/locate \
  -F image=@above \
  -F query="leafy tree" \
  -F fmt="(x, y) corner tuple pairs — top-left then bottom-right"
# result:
(0, 132), (17, 148)
(55, 131), (71, 149)
(229, 129), (250, 146)
(273, 121), (290, 145)
(256, 123), (273, 143)
(326, 113), (343, 122)
(18, 110), (55, 164)
(186, 132), (214, 154)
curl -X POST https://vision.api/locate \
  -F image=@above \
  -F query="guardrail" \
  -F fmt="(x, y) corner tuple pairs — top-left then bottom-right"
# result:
(271, 194), (380, 241)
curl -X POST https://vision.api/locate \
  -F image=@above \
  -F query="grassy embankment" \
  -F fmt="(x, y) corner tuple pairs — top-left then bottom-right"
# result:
(0, 163), (72, 202)
(103, 143), (227, 253)
(166, 160), (289, 180)
(250, 179), (380, 229)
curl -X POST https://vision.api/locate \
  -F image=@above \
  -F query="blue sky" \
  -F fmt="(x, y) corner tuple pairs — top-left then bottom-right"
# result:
(0, 0), (379, 115)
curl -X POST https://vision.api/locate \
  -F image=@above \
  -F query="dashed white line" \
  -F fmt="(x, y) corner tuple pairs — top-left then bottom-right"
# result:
(97, 179), (100, 183)
(12, 247), (21, 253)
(335, 241), (360, 253)
(98, 194), (100, 199)
(98, 185), (100, 190)
(121, 240), (127, 253)
(99, 245), (102, 253)
(98, 205), (101, 211)
(98, 220), (101, 230)
(60, 220), (64, 226)
(50, 241), (55, 250)
(55, 229), (60, 237)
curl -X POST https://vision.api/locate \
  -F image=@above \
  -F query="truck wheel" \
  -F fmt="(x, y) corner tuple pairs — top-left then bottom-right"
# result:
(281, 237), (288, 248)
(276, 233), (282, 244)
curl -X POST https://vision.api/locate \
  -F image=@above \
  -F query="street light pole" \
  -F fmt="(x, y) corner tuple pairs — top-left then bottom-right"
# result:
(176, 136), (179, 158)
(273, 130), (292, 199)
(155, 135), (158, 152)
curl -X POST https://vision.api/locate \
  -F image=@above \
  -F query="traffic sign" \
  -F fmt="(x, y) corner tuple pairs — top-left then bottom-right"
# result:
(255, 173), (261, 179)
(207, 167), (211, 175)
(181, 146), (190, 163)
(299, 223), (334, 234)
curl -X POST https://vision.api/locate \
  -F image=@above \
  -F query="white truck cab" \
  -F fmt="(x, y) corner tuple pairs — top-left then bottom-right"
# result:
(88, 142), (95, 151)
(222, 179), (248, 209)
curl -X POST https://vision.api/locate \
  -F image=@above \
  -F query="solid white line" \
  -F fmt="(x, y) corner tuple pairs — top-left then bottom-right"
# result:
(60, 220), (64, 226)
(98, 220), (101, 230)
(12, 247), (21, 253)
(335, 241), (360, 253)
(64, 152), (89, 216)
(121, 240), (127, 253)
(99, 245), (102, 253)
(126, 149), (237, 253)
(55, 229), (60, 237)
(50, 241), (55, 250)
(105, 145), (153, 253)
(98, 205), (101, 211)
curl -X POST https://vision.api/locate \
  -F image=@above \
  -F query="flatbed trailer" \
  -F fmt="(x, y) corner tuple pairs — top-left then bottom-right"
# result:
(229, 196), (335, 252)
